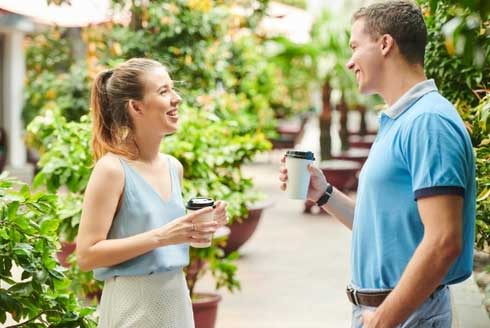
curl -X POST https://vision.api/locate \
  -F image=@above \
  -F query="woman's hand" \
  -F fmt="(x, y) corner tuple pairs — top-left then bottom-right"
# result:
(214, 201), (228, 227)
(156, 207), (218, 246)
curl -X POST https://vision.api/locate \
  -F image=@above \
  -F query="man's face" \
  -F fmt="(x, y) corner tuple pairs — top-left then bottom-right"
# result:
(346, 19), (384, 95)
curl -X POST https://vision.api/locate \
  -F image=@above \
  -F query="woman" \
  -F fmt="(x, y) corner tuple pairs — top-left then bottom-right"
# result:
(76, 58), (228, 328)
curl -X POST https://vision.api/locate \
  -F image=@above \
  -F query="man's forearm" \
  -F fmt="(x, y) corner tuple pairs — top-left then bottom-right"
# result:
(370, 238), (459, 327)
(321, 187), (355, 230)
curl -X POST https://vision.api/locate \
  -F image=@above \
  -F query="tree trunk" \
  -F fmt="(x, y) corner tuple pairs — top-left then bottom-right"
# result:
(130, 0), (144, 31)
(339, 97), (349, 151)
(358, 105), (367, 136)
(320, 83), (332, 160)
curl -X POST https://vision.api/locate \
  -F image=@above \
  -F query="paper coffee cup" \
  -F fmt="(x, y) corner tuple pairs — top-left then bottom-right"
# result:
(285, 150), (315, 199)
(186, 197), (215, 248)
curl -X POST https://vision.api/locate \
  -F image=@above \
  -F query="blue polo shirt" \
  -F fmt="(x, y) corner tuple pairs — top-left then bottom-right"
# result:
(351, 79), (476, 289)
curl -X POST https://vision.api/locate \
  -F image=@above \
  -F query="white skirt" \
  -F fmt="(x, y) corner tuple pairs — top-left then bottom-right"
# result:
(97, 270), (194, 328)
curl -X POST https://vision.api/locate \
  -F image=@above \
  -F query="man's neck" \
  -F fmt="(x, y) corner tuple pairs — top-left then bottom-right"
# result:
(379, 63), (427, 106)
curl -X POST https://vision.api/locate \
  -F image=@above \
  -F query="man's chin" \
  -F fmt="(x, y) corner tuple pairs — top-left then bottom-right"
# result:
(358, 84), (376, 96)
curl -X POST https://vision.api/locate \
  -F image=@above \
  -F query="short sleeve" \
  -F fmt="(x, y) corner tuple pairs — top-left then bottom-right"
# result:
(402, 113), (467, 200)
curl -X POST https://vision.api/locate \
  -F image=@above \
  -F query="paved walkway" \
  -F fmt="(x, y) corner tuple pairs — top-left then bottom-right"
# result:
(197, 155), (353, 327)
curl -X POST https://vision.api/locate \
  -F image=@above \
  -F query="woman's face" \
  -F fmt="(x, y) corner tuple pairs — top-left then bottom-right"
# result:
(137, 66), (182, 136)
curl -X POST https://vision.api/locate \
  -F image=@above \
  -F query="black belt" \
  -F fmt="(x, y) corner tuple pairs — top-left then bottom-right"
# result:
(346, 285), (446, 307)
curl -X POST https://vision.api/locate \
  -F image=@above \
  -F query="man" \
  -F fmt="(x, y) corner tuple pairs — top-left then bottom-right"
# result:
(279, 1), (476, 327)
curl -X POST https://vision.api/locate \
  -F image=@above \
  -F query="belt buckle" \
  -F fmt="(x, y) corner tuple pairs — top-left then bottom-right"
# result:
(346, 286), (360, 306)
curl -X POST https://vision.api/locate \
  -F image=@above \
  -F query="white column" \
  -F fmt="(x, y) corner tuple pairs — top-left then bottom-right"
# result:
(3, 30), (26, 168)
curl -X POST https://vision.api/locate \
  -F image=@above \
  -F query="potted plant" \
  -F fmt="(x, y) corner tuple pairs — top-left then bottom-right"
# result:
(186, 236), (240, 328)
(0, 173), (96, 327)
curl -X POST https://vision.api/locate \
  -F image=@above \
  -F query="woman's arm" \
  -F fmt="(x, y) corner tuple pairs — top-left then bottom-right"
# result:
(76, 155), (216, 271)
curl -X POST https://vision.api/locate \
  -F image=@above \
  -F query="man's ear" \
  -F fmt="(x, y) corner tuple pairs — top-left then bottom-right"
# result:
(380, 34), (395, 57)
(128, 99), (144, 116)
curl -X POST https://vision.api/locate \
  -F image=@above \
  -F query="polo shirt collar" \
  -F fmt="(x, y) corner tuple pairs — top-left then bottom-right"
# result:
(383, 79), (438, 119)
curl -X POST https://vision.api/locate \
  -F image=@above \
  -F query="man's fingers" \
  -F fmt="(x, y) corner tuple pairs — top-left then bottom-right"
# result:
(279, 174), (288, 182)
(280, 182), (287, 191)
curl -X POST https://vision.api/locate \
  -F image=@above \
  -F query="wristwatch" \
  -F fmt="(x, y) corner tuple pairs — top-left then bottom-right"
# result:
(316, 183), (333, 207)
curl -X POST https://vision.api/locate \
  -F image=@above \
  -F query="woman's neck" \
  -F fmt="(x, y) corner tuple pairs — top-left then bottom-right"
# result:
(132, 130), (163, 164)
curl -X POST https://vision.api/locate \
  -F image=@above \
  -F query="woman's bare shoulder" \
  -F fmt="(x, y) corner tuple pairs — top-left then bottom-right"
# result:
(162, 153), (183, 169)
(92, 153), (125, 182)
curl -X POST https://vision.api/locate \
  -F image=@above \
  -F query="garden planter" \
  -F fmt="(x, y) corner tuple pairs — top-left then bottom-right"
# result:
(332, 147), (370, 165)
(348, 135), (376, 149)
(270, 135), (296, 149)
(304, 160), (361, 214)
(57, 241), (76, 267)
(271, 117), (306, 149)
(192, 293), (222, 328)
(223, 200), (273, 255)
(348, 129), (378, 137)
(0, 127), (7, 173)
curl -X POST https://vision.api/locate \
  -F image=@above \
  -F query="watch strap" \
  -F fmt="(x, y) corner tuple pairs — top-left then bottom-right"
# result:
(316, 184), (333, 207)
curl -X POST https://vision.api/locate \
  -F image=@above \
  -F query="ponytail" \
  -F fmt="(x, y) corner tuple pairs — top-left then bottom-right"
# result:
(90, 58), (164, 162)
(91, 70), (114, 161)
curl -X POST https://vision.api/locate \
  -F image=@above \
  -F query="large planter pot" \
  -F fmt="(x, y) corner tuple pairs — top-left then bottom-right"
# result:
(223, 200), (273, 255)
(304, 160), (361, 214)
(348, 135), (376, 149)
(270, 135), (296, 149)
(0, 127), (7, 173)
(271, 117), (307, 150)
(332, 147), (370, 165)
(192, 293), (222, 328)
(348, 129), (378, 137)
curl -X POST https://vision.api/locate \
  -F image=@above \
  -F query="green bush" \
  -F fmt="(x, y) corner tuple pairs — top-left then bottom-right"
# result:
(422, 0), (490, 107)
(0, 173), (96, 327)
(421, 0), (490, 250)
(459, 94), (490, 250)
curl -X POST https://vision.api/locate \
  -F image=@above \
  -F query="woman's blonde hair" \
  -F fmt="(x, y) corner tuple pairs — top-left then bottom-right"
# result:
(90, 58), (165, 161)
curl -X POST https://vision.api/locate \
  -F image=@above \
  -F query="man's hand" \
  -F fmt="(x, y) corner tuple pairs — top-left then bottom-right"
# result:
(279, 156), (328, 202)
(361, 310), (377, 328)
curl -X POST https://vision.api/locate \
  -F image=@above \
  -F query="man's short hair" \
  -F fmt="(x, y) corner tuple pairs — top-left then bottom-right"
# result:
(352, 0), (427, 65)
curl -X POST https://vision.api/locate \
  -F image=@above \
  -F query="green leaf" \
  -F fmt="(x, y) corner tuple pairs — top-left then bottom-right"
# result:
(7, 202), (19, 220)
(40, 219), (59, 234)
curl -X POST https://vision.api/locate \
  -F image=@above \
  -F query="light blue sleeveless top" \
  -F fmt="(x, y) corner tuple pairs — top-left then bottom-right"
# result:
(93, 155), (189, 281)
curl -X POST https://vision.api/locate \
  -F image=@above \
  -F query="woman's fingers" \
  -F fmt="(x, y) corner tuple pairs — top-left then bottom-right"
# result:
(192, 220), (218, 232)
(213, 200), (229, 226)
(186, 206), (213, 221)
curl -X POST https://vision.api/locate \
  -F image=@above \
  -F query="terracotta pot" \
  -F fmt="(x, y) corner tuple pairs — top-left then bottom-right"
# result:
(57, 241), (76, 267)
(223, 200), (273, 255)
(348, 130), (378, 137)
(348, 135), (376, 149)
(331, 147), (370, 165)
(270, 135), (296, 149)
(271, 117), (308, 150)
(304, 160), (361, 214)
(86, 290), (102, 302)
(192, 293), (222, 328)
(0, 127), (7, 173)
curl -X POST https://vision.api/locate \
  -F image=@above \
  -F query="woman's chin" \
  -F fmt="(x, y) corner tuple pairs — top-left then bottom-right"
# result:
(163, 125), (179, 136)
